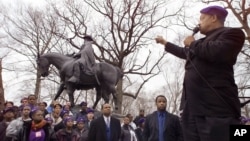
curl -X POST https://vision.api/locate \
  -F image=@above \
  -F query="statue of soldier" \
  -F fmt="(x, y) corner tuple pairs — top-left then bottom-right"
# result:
(68, 35), (96, 83)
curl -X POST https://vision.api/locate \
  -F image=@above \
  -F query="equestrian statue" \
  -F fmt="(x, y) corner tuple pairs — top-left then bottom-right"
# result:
(37, 35), (123, 110)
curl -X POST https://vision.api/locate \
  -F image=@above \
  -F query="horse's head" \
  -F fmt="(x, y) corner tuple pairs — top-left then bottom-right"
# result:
(37, 57), (50, 77)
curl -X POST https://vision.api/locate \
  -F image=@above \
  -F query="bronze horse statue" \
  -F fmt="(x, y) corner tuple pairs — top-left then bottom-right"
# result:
(37, 52), (122, 109)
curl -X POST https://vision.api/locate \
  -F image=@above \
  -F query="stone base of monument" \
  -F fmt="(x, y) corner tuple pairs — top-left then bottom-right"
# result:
(112, 112), (125, 118)
(71, 105), (125, 120)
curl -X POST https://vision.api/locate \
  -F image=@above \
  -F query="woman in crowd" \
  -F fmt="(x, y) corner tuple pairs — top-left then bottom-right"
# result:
(55, 116), (80, 141)
(120, 116), (138, 141)
(45, 103), (64, 132)
(17, 109), (50, 141)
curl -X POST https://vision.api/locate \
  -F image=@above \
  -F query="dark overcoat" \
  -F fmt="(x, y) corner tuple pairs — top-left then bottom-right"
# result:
(165, 27), (245, 117)
(88, 116), (121, 141)
(143, 111), (183, 141)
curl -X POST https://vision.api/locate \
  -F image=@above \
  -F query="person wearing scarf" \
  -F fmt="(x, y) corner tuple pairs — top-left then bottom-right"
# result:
(17, 108), (50, 141)
(55, 116), (80, 141)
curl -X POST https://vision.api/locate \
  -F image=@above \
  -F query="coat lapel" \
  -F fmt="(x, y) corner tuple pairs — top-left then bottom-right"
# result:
(154, 111), (159, 131)
(163, 112), (169, 131)
(101, 116), (108, 141)
(110, 117), (115, 140)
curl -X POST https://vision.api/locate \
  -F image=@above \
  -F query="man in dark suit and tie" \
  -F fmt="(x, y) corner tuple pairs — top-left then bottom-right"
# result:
(88, 103), (121, 141)
(143, 95), (183, 141)
(155, 5), (245, 141)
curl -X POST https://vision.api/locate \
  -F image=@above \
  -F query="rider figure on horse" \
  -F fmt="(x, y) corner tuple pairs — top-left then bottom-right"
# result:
(68, 35), (96, 83)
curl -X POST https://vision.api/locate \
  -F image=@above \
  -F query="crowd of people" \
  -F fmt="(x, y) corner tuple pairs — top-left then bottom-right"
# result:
(0, 94), (150, 141)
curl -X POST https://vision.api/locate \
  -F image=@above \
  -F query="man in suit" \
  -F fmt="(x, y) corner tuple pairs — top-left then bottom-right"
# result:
(143, 95), (183, 141)
(155, 5), (245, 141)
(88, 103), (121, 141)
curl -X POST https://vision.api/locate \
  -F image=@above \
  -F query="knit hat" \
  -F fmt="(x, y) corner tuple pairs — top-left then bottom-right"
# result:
(2, 107), (15, 114)
(200, 6), (228, 21)
(87, 108), (94, 114)
(80, 101), (87, 106)
(29, 107), (40, 118)
(60, 110), (69, 118)
(63, 116), (74, 124)
(76, 117), (86, 124)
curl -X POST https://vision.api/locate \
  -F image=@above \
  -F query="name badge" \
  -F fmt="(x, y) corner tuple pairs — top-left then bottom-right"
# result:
(35, 131), (42, 137)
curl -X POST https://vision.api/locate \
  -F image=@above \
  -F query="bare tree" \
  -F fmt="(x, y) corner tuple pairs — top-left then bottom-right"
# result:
(0, 6), (6, 110)
(2, 4), (63, 100)
(121, 96), (135, 115)
(0, 58), (4, 110)
(156, 59), (184, 115)
(133, 93), (155, 115)
(80, 0), (183, 113)
(49, 0), (90, 50)
(238, 76), (250, 117)
(42, 0), (184, 113)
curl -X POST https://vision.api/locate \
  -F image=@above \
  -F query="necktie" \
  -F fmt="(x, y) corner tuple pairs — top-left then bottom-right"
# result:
(106, 117), (110, 128)
(88, 121), (91, 127)
(159, 113), (164, 141)
(106, 117), (111, 141)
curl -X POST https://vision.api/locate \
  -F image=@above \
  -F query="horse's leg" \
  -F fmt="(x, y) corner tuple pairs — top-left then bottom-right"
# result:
(101, 87), (110, 104)
(66, 84), (76, 107)
(105, 84), (118, 110)
(92, 87), (102, 109)
(54, 82), (65, 100)
(110, 86), (118, 111)
(101, 85), (119, 112)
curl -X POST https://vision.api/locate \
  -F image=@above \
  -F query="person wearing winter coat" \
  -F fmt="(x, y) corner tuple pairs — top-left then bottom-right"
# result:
(17, 109), (51, 141)
(55, 116), (80, 141)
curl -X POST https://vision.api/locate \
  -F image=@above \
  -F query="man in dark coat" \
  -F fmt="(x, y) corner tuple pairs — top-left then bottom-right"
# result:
(75, 101), (88, 120)
(155, 5), (245, 141)
(88, 103), (121, 141)
(143, 95), (183, 141)
(133, 109), (145, 127)
(135, 118), (145, 141)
